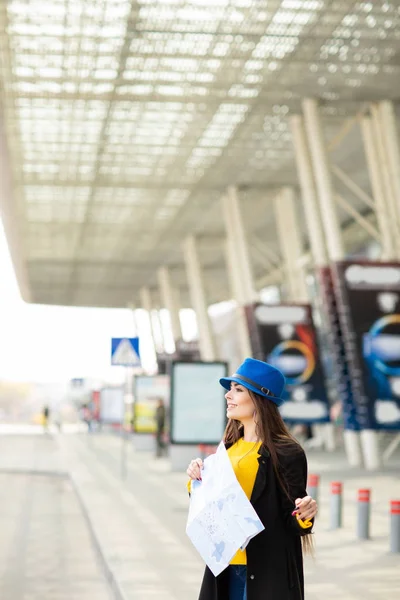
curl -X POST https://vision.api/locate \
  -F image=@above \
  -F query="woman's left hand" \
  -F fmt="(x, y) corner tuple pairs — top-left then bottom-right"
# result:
(294, 496), (317, 520)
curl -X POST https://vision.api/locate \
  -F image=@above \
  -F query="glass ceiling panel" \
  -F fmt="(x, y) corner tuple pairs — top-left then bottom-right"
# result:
(1, 0), (400, 306)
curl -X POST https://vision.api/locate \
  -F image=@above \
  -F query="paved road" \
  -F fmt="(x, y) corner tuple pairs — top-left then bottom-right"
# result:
(1, 432), (399, 600)
(0, 468), (114, 599)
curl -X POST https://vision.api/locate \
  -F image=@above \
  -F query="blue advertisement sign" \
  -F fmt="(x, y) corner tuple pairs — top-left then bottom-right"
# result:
(245, 303), (330, 424)
(333, 261), (400, 430)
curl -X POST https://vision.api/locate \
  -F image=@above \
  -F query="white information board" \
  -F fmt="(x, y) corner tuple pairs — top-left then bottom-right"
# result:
(100, 386), (125, 424)
(170, 361), (228, 445)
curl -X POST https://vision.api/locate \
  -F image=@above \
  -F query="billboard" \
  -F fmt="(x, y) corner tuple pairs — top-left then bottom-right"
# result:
(133, 375), (170, 434)
(245, 303), (330, 424)
(316, 266), (360, 431)
(170, 361), (228, 445)
(99, 386), (125, 424)
(333, 261), (400, 430)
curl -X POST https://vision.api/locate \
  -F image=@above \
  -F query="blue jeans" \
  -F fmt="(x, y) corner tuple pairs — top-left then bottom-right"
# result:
(229, 565), (247, 600)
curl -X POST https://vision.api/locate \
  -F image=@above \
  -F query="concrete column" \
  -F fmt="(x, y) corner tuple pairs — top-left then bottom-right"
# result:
(224, 236), (253, 360)
(370, 104), (400, 259)
(361, 116), (396, 260)
(182, 235), (217, 361)
(139, 287), (162, 353)
(154, 308), (167, 352)
(157, 266), (182, 343)
(302, 99), (362, 465)
(302, 98), (345, 261)
(376, 101), (400, 258)
(273, 187), (309, 302)
(221, 190), (254, 360)
(290, 115), (328, 267)
(225, 186), (257, 303)
(127, 303), (139, 337)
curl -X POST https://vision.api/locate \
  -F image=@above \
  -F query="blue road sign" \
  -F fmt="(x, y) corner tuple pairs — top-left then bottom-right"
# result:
(111, 337), (141, 367)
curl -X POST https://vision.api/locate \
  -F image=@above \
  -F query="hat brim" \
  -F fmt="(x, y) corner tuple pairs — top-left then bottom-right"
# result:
(219, 376), (285, 407)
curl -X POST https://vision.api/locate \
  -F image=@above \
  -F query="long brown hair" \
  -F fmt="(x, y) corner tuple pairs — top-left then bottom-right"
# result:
(223, 388), (314, 555)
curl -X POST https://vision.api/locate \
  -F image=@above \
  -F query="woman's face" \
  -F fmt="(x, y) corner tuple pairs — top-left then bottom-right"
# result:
(225, 382), (255, 422)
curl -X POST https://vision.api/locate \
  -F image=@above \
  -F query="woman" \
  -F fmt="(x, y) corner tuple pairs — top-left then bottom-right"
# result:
(187, 357), (317, 600)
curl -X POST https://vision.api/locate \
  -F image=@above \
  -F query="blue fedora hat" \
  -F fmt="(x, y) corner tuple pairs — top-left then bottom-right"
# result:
(220, 357), (286, 407)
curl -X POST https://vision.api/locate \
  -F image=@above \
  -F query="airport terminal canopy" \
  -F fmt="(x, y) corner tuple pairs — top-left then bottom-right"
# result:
(0, 0), (399, 307)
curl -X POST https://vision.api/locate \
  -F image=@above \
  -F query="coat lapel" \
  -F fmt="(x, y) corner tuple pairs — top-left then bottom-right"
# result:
(250, 445), (270, 504)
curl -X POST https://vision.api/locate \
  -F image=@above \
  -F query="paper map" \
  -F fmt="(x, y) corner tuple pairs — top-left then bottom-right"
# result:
(186, 442), (264, 576)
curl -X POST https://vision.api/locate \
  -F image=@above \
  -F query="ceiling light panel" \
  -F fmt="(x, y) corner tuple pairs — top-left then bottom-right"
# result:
(1, 0), (400, 307)
(23, 186), (90, 220)
(24, 223), (80, 260)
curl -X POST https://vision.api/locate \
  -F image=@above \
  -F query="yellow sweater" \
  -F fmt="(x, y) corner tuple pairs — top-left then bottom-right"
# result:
(227, 438), (261, 564)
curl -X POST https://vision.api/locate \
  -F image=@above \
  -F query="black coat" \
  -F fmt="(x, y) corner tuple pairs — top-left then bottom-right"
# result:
(198, 442), (313, 600)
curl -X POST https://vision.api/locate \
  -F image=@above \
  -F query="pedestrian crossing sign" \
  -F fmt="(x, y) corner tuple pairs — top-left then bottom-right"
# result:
(111, 337), (141, 367)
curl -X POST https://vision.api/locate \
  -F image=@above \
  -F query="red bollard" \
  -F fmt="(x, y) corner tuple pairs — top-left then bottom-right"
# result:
(307, 474), (319, 503)
(199, 444), (206, 460)
(357, 489), (371, 540)
(330, 482), (343, 529)
(390, 500), (400, 553)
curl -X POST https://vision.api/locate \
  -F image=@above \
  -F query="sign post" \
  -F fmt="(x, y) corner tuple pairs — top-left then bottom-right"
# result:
(111, 337), (141, 479)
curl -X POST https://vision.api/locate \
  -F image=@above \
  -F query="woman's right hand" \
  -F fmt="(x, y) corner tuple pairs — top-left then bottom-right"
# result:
(186, 457), (203, 481)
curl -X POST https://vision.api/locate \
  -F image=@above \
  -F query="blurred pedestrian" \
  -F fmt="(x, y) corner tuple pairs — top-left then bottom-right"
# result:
(155, 398), (166, 457)
(82, 403), (93, 432)
(42, 405), (50, 432)
(187, 357), (318, 600)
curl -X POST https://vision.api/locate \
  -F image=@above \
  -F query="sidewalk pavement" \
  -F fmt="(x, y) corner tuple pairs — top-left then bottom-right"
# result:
(0, 435), (113, 600)
(1, 432), (399, 600)
(57, 433), (400, 600)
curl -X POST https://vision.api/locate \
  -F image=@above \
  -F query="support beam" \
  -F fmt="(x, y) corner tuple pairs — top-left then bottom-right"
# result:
(250, 242), (278, 271)
(331, 165), (375, 211)
(361, 116), (396, 260)
(154, 309), (168, 353)
(273, 187), (308, 302)
(377, 100), (400, 257)
(224, 236), (253, 359)
(302, 98), (345, 261)
(370, 104), (400, 258)
(290, 114), (328, 267)
(326, 105), (369, 153)
(225, 186), (257, 304)
(182, 235), (217, 361)
(157, 266), (182, 344)
(252, 236), (282, 267)
(139, 287), (162, 353)
(255, 210), (378, 290)
(221, 190), (255, 359)
(334, 195), (381, 242)
(127, 302), (139, 337)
